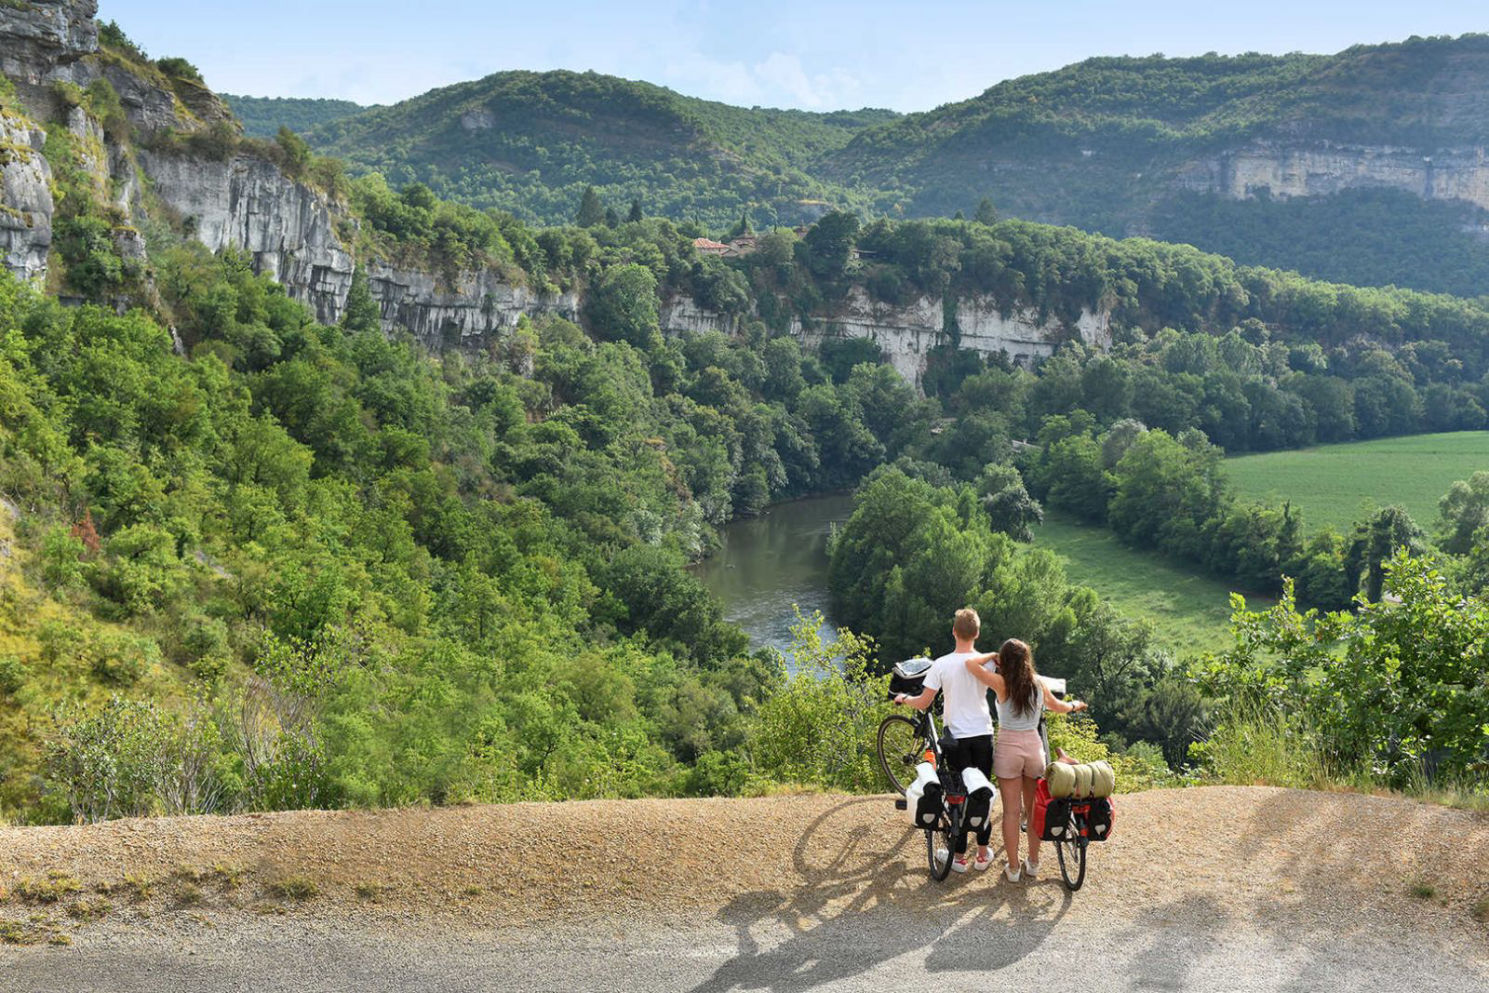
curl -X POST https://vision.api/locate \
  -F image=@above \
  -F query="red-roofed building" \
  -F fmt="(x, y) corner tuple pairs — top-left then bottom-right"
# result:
(693, 237), (730, 256)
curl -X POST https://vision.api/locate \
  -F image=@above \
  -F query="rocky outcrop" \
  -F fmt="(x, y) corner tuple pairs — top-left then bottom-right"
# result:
(0, 111), (53, 283)
(662, 286), (1109, 387)
(797, 289), (1108, 387)
(138, 149), (355, 323)
(364, 262), (579, 348)
(0, 0), (97, 86)
(1177, 141), (1489, 211)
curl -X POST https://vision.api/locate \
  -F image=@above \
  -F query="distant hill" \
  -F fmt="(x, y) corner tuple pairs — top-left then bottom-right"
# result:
(222, 94), (370, 137)
(302, 70), (898, 227)
(293, 37), (1489, 295)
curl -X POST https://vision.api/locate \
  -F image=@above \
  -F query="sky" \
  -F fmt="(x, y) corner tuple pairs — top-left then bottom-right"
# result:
(98, 1), (1489, 112)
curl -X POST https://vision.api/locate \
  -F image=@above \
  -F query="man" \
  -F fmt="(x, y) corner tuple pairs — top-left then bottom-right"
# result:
(892, 607), (999, 873)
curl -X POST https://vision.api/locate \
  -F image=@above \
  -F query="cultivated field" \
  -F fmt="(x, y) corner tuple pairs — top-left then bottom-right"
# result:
(1227, 431), (1489, 534)
(1033, 512), (1270, 656)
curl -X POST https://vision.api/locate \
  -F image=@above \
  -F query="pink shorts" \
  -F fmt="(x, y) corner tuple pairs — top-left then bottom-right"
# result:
(994, 728), (1045, 779)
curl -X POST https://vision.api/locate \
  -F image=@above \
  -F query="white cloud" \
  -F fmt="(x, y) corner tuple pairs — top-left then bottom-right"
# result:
(751, 52), (862, 109)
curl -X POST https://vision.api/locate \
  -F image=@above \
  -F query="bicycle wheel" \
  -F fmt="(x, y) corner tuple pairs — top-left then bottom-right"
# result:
(927, 805), (960, 881)
(1055, 816), (1087, 891)
(877, 714), (926, 795)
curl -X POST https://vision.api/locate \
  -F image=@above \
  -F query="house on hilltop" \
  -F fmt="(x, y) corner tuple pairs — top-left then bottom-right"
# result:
(693, 237), (730, 256)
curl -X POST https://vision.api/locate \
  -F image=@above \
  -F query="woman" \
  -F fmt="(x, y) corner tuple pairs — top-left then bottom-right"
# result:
(965, 639), (1087, 882)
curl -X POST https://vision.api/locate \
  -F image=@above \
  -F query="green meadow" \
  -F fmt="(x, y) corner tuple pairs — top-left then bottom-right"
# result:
(1033, 512), (1270, 658)
(1226, 431), (1489, 534)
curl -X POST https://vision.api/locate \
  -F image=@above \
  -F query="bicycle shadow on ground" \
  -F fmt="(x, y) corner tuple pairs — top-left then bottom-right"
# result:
(689, 795), (1071, 993)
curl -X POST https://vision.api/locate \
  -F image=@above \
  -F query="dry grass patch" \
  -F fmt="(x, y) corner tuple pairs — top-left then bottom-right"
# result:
(1472, 896), (1489, 923)
(65, 898), (112, 922)
(96, 873), (156, 901)
(267, 875), (319, 902)
(16, 872), (81, 904)
(1409, 880), (1437, 899)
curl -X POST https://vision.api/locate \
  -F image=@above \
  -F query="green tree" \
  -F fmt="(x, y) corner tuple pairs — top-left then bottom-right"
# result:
(575, 186), (604, 228)
(1435, 471), (1489, 556)
(583, 263), (659, 347)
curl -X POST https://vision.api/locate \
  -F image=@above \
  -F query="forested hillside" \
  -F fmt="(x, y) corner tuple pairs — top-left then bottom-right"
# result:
(221, 94), (368, 137)
(302, 70), (897, 227)
(276, 36), (1489, 295)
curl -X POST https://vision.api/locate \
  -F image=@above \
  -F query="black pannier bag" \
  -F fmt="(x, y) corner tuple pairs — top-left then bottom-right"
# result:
(960, 767), (995, 831)
(888, 657), (934, 699)
(913, 777), (944, 828)
(1085, 796), (1115, 842)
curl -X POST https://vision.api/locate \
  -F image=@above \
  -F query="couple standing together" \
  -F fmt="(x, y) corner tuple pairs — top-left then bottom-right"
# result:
(892, 608), (1088, 881)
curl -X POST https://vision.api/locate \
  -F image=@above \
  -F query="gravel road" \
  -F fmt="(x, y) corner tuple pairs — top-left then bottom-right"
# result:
(2, 787), (1486, 991)
(3, 914), (1486, 992)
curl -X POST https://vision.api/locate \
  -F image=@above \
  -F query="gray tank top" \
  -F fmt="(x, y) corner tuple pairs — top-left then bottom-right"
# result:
(996, 682), (1043, 731)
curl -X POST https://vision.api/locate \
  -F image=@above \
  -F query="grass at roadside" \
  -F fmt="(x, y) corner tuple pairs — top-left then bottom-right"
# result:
(1033, 512), (1268, 657)
(1226, 431), (1489, 533)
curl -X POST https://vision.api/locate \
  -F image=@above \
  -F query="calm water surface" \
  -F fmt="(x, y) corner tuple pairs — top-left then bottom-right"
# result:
(693, 494), (855, 655)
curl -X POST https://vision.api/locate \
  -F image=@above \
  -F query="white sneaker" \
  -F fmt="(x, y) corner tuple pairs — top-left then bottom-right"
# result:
(951, 854), (971, 873)
(1003, 863), (1022, 883)
(1022, 858), (1039, 879)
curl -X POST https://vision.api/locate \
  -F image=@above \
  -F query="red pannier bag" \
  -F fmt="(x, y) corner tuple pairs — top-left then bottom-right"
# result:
(1031, 778), (1072, 842)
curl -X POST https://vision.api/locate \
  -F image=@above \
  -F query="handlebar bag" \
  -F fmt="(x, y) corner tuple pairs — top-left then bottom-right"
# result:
(889, 657), (934, 698)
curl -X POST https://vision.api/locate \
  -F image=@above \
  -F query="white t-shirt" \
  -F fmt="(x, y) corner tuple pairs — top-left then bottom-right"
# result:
(923, 650), (994, 739)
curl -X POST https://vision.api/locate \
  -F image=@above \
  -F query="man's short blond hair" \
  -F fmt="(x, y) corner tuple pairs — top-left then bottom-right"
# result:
(952, 608), (980, 640)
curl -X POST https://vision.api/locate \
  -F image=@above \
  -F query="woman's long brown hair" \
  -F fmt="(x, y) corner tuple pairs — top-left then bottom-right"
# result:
(999, 639), (1038, 718)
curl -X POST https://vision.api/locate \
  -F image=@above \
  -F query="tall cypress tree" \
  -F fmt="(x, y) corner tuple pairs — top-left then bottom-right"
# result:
(576, 186), (604, 227)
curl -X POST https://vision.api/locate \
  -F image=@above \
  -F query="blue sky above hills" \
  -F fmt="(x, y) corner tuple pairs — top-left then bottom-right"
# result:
(101, 0), (1489, 110)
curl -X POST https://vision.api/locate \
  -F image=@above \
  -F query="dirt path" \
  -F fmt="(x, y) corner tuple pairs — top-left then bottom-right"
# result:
(1, 787), (1486, 990)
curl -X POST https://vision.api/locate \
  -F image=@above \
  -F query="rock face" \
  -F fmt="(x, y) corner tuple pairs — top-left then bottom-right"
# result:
(1178, 142), (1489, 209)
(0, 0), (97, 85)
(364, 262), (579, 348)
(0, 111), (53, 283)
(138, 149), (356, 324)
(661, 286), (1109, 388)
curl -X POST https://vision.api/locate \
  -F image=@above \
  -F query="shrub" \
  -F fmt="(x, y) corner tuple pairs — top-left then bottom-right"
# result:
(89, 631), (162, 686)
(0, 656), (25, 696)
(747, 614), (881, 792)
(267, 876), (318, 901)
(155, 57), (203, 83)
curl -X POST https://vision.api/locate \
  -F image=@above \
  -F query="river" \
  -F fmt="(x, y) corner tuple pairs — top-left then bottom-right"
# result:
(693, 493), (855, 655)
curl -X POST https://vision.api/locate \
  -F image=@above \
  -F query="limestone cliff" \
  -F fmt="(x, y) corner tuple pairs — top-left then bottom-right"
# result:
(0, 111), (52, 282)
(662, 288), (1109, 388)
(1176, 142), (1489, 210)
(0, 0), (97, 88)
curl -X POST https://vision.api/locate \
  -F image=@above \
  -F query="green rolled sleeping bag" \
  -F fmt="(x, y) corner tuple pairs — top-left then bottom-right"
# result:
(1045, 761), (1076, 798)
(1088, 760), (1116, 798)
(1043, 759), (1117, 799)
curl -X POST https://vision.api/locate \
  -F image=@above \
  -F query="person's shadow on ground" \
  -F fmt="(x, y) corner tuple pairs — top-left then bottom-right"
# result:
(690, 796), (1071, 993)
